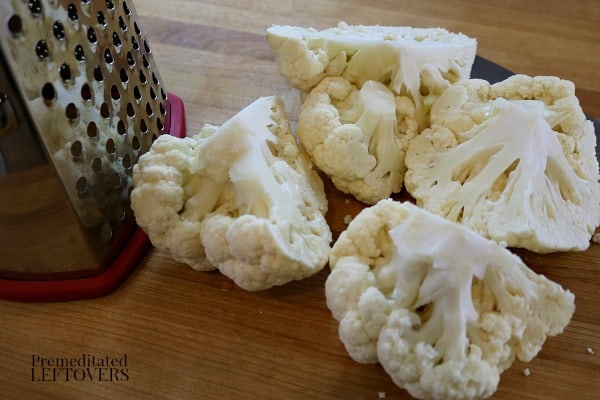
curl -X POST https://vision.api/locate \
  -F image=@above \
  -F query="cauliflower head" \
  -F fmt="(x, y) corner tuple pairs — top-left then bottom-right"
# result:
(325, 199), (575, 400)
(405, 75), (600, 252)
(267, 22), (477, 126)
(297, 77), (419, 204)
(132, 96), (332, 289)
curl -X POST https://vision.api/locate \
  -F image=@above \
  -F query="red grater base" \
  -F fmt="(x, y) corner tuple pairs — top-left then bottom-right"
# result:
(0, 93), (186, 302)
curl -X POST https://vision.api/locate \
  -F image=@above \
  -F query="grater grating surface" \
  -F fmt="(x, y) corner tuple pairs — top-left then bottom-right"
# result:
(0, 0), (183, 288)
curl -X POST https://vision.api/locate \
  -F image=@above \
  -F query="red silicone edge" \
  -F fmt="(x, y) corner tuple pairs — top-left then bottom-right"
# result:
(0, 93), (186, 302)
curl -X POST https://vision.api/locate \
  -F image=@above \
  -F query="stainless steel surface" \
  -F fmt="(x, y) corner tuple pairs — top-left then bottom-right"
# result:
(0, 0), (168, 278)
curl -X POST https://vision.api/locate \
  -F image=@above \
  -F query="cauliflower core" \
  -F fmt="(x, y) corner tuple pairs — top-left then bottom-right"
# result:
(405, 75), (600, 252)
(131, 96), (332, 290)
(326, 199), (575, 400)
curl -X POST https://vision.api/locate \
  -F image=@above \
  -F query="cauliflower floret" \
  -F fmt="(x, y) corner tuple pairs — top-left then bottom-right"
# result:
(131, 96), (332, 289)
(267, 22), (477, 126)
(131, 133), (224, 271)
(405, 75), (600, 252)
(297, 77), (418, 204)
(326, 199), (575, 400)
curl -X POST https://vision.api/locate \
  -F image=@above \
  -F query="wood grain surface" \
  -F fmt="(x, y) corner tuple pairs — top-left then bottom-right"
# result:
(1, 1), (599, 399)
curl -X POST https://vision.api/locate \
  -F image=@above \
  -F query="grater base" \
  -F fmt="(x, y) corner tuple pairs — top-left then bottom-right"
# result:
(0, 93), (186, 302)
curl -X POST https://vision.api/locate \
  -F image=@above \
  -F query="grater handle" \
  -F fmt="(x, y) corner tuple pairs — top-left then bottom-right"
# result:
(0, 93), (186, 302)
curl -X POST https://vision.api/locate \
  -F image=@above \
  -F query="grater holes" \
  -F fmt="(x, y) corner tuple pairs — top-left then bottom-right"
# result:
(156, 119), (164, 132)
(111, 85), (120, 100)
(53, 21), (66, 40)
(87, 121), (98, 139)
(118, 16), (127, 31)
(81, 83), (92, 102)
(112, 32), (122, 48)
(97, 11), (107, 27)
(142, 55), (150, 69)
(28, 0), (43, 17)
(161, 88), (167, 101)
(145, 102), (153, 117)
(159, 102), (166, 115)
(133, 86), (142, 101)
(123, 1), (131, 16)
(126, 102), (135, 117)
(65, 103), (79, 121)
(74, 44), (85, 61)
(149, 87), (157, 100)
(122, 154), (132, 170)
(134, 21), (141, 35)
(70, 141), (83, 161)
(76, 177), (89, 198)
(104, 48), (114, 64)
(41, 83), (56, 101)
(35, 40), (50, 60)
(117, 120), (127, 135)
(139, 70), (147, 84)
(131, 36), (139, 50)
(93, 66), (104, 81)
(105, 138), (116, 158)
(131, 135), (141, 152)
(140, 119), (148, 134)
(92, 157), (103, 174)
(119, 68), (129, 83)
(100, 103), (110, 118)
(126, 51), (135, 67)
(106, 0), (116, 11)
(87, 27), (98, 44)
(8, 15), (23, 35)
(59, 63), (72, 82)
(67, 3), (79, 21)
(143, 40), (151, 54)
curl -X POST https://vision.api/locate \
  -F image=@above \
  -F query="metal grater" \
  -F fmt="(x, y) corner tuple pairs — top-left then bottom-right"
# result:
(0, 0), (185, 300)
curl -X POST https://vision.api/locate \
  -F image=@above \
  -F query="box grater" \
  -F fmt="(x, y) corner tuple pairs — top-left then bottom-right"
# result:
(0, 0), (186, 301)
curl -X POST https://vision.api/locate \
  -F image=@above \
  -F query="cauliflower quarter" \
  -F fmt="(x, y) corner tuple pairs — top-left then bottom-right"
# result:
(131, 96), (332, 290)
(297, 77), (419, 204)
(325, 199), (575, 400)
(405, 75), (600, 253)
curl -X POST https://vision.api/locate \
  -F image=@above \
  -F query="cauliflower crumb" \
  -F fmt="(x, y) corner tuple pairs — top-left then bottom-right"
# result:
(593, 231), (600, 244)
(344, 214), (353, 224)
(587, 347), (594, 355)
(378, 392), (386, 399)
(523, 368), (531, 377)
(345, 198), (352, 204)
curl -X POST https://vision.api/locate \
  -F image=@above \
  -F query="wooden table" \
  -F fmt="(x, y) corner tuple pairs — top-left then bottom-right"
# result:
(1, 1), (599, 399)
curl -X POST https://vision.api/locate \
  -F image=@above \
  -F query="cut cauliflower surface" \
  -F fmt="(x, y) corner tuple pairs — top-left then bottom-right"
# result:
(405, 75), (600, 253)
(267, 22), (477, 126)
(297, 77), (419, 205)
(131, 96), (332, 290)
(325, 199), (575, 400)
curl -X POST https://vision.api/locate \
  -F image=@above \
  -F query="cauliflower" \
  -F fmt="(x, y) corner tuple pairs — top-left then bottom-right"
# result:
(325, 199), (575, 400)
(267, 22), (477, 126)
(131, 96), (332, 290)
(405, 75), (600, 253)
(297, 77), (418, 204)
